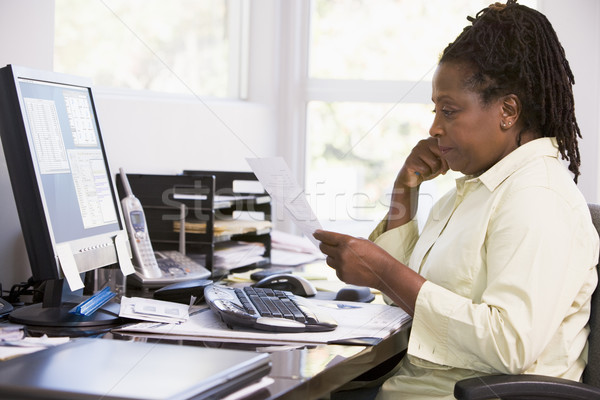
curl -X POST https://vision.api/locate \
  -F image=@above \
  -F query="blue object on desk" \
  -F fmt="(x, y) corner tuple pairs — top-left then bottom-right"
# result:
(69, 287), (116, 316)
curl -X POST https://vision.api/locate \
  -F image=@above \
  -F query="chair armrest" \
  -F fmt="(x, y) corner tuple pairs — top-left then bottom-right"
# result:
(454, 374), (600, 400)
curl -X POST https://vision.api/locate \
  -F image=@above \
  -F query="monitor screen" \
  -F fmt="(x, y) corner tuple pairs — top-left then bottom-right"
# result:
(18, 78), (120, 245)
(0, 65), (131, 328)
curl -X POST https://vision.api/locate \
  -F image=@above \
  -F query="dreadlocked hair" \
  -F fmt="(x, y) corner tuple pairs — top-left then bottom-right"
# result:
(440, 0), (582, 181)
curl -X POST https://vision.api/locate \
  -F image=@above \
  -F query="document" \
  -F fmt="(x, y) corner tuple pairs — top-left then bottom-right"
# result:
(115, 299), (411, 346)
(270, 249), (324, 266)
(214, 242), (269, 271)
(119, 297), (190, 324)
(246, 157), (322, 250)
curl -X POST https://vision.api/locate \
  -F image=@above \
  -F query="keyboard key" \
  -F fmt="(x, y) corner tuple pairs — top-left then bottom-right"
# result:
(281, 298), (306, 322)
(273, 301), (294, 320)
(249, 295), (271, 317)
(261, 297), (283, 318)
(296, 303), (319, 325)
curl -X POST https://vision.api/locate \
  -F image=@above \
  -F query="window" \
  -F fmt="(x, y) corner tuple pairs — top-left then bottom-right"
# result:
(306, 0), (537, 236)
(54, 0), (248, 98)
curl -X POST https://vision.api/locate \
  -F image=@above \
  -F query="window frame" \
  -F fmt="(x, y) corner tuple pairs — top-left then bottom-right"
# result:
(278, 1), (438, 233)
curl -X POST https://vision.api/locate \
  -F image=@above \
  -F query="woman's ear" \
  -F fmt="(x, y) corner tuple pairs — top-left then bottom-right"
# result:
(500, 94), (521, 130)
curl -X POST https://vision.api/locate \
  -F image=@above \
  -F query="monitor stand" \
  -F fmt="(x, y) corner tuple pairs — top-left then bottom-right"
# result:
(8, 279), (121, 329)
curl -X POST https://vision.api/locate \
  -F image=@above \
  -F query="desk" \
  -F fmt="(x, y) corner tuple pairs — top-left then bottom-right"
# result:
(5, 263), (410, 400)
(3, 314), (408, 400)
(111, 319), (409, 400)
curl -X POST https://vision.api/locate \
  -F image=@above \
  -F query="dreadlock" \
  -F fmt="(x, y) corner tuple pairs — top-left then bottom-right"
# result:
(440, 0), (581, 181)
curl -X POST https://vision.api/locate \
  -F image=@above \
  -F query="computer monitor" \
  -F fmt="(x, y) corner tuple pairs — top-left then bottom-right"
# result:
(0, 65), (131, 328)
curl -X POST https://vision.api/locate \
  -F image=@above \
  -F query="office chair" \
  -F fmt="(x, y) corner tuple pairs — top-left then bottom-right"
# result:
(454, 203), (600, 400)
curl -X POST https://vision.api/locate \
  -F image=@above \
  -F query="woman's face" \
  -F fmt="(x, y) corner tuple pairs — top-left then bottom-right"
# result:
(430, 61), (517, 176)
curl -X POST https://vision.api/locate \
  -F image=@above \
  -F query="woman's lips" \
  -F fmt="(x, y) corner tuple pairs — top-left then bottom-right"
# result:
(439, 146), (452, 155)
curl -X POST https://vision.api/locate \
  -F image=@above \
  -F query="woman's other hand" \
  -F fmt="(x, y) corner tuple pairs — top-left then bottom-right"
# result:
(387, 137), (449, 230)
(313, 229), (392, 288)
(313, 229), (425, 316)
(396, 137), (449, 188)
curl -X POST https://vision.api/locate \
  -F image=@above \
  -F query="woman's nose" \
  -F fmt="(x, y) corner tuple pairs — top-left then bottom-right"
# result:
(429, 114), (443, 137)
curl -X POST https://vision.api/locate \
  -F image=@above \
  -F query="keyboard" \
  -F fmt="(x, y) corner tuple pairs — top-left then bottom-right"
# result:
(204, 284), (337, 333)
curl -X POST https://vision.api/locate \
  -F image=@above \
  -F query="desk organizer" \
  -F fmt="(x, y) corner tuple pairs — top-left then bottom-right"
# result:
(116, 171), (272, 277)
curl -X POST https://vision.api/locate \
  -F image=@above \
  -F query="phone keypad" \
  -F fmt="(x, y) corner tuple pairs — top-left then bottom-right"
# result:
(137, 240), (158, 267)
(156, 251), (205, 276)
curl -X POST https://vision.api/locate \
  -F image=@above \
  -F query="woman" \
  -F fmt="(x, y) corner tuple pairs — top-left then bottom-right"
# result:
(314, 1), (599, 399)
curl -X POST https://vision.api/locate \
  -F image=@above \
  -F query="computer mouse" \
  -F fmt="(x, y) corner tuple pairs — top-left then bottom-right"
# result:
(153, 279), (213, 304)
(253, 274), (317, 297)
(334, 285), (375, 303)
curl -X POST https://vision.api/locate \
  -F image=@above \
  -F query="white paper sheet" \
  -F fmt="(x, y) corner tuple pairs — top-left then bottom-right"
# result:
(246, 157), (323, 250)
(270, 249), (324, 266)
(114, 230), (135, 276)
(56, 242), (84, 290)
(119, 297), (190, 324)
(116, 299), (411, 346)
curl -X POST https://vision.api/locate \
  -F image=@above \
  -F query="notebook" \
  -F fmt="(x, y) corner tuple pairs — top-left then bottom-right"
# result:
(0, 337), (270, 400)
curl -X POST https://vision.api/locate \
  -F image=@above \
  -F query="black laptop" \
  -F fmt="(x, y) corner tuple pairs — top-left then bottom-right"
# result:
(0, 338), (270, 400)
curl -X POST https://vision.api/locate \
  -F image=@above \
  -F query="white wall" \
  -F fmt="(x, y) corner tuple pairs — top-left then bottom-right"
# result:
(95, 92), (276, 176)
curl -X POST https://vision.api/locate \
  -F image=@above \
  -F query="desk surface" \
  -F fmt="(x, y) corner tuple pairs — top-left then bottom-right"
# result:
(111, 320), (410, 400)
(5, 308), (409, 400)
(6, 262), (410, 400)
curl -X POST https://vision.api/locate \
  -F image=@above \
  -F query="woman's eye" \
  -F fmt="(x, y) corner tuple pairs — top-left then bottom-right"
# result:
(432, 106), (457, 117)
(441, 108), (456, 117)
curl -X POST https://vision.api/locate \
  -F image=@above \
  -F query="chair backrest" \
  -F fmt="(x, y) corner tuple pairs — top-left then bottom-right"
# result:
(583, 203), (600, 387)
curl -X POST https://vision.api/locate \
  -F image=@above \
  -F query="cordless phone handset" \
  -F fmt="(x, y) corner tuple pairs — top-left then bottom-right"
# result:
(119, 168), (162, 278)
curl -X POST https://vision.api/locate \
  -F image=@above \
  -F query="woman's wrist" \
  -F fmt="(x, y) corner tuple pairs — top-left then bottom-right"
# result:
(387, 182), (419, 230)
(373, 256), (425, 317)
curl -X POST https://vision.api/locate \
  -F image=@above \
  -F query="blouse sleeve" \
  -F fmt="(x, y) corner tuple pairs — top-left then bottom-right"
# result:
(369, 216), (420, 266)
